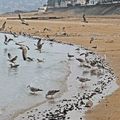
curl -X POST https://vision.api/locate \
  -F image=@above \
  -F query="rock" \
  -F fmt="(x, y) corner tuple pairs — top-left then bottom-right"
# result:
(85, 100), (93, 108)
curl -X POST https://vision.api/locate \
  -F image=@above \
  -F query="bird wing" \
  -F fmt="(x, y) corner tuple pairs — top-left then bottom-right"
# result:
(11, 56), (17, 62)
(15, 42), (29, 50)
(37, 39), (41, 47)
(8, 53), (12, 59)
(7, 38), (14, 43)
(4, 35), (8, 42)
(26, 45), (30, 50)
(37, 59), (44, 62)
(15, 42), (23, 46)
(27, 57), (33, 61)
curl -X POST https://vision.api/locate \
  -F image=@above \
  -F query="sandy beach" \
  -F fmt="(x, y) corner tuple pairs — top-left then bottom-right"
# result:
(0, 12), (120, 120)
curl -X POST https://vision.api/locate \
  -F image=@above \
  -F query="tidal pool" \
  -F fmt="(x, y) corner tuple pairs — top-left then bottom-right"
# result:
(0, 33), (118, 120)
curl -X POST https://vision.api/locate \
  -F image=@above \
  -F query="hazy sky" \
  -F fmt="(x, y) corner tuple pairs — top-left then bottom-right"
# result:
(0, 0), (47, 13)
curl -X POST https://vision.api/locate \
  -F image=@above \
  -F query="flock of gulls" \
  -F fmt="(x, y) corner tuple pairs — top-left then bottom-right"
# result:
(1, 30), (117, 120)
(2, 33), (62, 99)
(0, 15), (117, 120)
(12, 35), (116, 120)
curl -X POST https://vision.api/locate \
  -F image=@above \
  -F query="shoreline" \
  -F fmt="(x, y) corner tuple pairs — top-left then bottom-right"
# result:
(0, 14), (120, 120)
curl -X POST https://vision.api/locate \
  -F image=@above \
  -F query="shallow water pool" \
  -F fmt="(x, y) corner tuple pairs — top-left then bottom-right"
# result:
(0, 33), (118, 120)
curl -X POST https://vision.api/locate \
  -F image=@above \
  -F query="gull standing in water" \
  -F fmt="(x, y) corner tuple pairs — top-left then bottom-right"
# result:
(46, 90), (60, 99)
(27, 85), (43, 94)
(16, 41), (30, 61)
(76, 76), (91, 87)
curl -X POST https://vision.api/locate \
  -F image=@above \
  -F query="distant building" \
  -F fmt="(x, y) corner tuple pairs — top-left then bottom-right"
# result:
(47, 0), (119, 7)
(47, 0), (68, 8)
(98, 0), (120, 4)
(47, 0), (86, 7)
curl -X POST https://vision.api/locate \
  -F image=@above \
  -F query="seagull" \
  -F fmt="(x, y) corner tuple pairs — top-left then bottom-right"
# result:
(46, 35), (55, 41)
(8, 54), (18, 64)
(4, 35), (14, 45)
(27, 85), (43, 94)
(82, 14), (88, 23)
(76, 76), (91, 83)
(82, 63), (91, 68)
(11, 32), (18, 38)
(18, 14), (29, 26)
(35, 43), (44, 52)
(67, 53), (74, 60)
(76, 76), (90, 87)
(46, 34), (50, 39)
(18, 14), (22, 20)
(76, 58), (85, 63)
(34, 38), (41, 47)
(4, 35), (8, 45)
(18, 46), (28, 61)
(10, 64), (19, 68)
(90, 37), (94, 44)
(46, 90), (60, 99)
(80, 53), (85, 56)
(92, 45), (97, 49)
(0, 21), (6, 31)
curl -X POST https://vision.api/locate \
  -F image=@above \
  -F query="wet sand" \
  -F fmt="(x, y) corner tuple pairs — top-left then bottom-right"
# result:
(0, 13), (120, 120)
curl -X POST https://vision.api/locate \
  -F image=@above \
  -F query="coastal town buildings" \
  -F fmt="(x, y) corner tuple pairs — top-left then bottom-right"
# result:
(47, 0), (120, 8)
(47, 0), (94, 7)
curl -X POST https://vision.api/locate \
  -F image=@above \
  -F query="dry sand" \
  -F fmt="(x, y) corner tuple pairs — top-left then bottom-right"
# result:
(0, 13), (120, 120)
